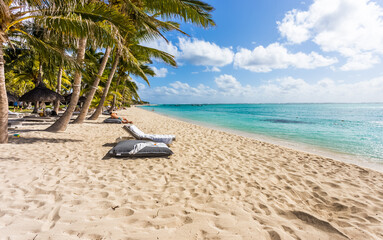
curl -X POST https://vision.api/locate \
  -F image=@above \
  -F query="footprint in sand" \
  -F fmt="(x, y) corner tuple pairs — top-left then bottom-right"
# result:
(41, 205), (61, 231)
(259, 203), (271, 215)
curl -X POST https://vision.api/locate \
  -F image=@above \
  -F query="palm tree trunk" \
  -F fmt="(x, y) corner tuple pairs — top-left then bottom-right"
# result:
(73, 46), (111, 124)
(53, 65), (63, 113)
(88, 51), (120, 120)
(0, 45), (9, 143)
(33, 101), (39, 113)
(32, 61), (44, 114)
(37, 60), (43, 85)
(108, 74), (122, 112)
(121, 77), (128, 107)
(46, 37), (87, 132)
(109, 94), (117, 112)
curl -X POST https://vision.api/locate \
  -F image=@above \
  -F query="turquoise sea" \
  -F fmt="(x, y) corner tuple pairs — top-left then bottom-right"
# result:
(141, 104), (383, 165)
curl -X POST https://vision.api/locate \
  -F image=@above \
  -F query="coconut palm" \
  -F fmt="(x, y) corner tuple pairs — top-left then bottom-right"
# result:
(87, 0), (215, 120)
(0, 0), (138, 141)
(4, 47), (39, 95)
(0, 0), (78, 143)
(74, 0), (176, 123)
(72, 45), (111, 123)
(109, 63), (154, 110)
(45, 1), (137, 131)
(51, 34), (77, 113)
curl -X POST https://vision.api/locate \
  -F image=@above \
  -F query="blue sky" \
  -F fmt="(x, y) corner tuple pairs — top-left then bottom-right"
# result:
(137, 0), (383, 104)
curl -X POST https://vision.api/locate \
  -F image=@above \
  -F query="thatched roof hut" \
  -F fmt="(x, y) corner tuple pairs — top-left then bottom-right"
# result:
(7, 92), (18, 102)
(19, 82), (64, 102)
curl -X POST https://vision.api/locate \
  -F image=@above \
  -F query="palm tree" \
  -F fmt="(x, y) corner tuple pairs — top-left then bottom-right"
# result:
(52, 34), (74, 113)
(0, 0), (137, 140)
(46, 2), (137, 131)
(109, 63), (154, 110)
(88, 44), (165, 119)
(0, 0), (76, 143)
(46, 37), (88, 131)
(4, 47), (39, 95)
(74, 0), (167, 123)
(88, 48), (121, 119)
(72, 46), (111, 123)
(87, 0), (215, 120)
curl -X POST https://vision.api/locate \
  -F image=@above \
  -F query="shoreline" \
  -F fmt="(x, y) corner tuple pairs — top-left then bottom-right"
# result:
(140, 106), (383, 173)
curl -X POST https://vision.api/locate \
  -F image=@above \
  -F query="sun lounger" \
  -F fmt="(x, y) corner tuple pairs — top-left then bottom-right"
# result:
(21, 115), (57, 122)
(109, 140), (173, 158)
(104, 118), (122, 124)
(8, 119), (23, 129)
(122, 124), (176, 145)
(8, 110), (23, 119)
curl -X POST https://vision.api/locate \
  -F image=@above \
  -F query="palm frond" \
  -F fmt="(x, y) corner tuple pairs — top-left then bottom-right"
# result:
(119, 46), (149, 85)
(143, 0), (215, 28)
(133, 44), (176, 67)
(9, 28), (80, 70)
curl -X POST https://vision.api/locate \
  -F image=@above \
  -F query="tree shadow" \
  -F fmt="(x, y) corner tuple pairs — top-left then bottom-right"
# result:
(83, 122), (121, 125)
(101, 151), (172, 161)
(19, 122), (53, 126)
(8, 137), (83, 144)
(0, 157), (22, 161)
(8, 129), (45, 133)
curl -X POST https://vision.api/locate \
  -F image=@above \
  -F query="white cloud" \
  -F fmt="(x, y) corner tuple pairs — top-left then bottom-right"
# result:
(214, 74), (256, 97)
(152, 67), (168, 78)
(131, 79), (146, 90)
(178, 38), (234, 67)
(170, 81), (190, 90)
(203, 66), (221, 72)
(153, 81), (217, 98)
(234, 43), (337, 72)
(339, 53), (380, 71)
(141, 38), (179, 57)
(141, 38), (234, 70)
(257, 76), (383, 103)
(138, 75), (383, 103)
(140, 38), (179, 57)
(278, 0), (383, 70)
(215, 74), (242, 91)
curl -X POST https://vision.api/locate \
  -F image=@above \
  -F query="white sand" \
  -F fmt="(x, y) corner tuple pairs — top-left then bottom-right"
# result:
(0, 107), (382, 240)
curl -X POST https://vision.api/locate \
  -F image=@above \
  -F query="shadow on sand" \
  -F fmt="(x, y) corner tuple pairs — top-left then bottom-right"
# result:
(9, 137), (83, 144)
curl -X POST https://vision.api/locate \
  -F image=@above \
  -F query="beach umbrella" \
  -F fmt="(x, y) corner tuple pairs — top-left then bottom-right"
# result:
(64, 93), (86, 104)
(7, 92), (18, 102)
(19, 82), (64, 102)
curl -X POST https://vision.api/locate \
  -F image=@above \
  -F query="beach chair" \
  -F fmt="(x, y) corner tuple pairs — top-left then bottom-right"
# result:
(8, 119), (23, 129)
(20, 115), (57, 122)
(109, 140), (173, 158)
(122, 124), (176, 145)
(8, 110), (23, 119)
(104, 117), (122, 124)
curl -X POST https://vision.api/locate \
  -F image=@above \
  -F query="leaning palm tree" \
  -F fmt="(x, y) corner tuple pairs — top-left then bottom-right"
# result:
(87, 0), (215, 120)
(109, 63), (153, 110)
(50, 34), (77, 113)
(74, 0), (172, 123)
(72, 40), (112, 123)
(0, 0), (79, 143)
(45, 2), (136, 131)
